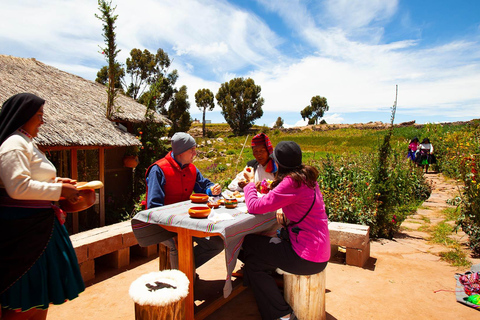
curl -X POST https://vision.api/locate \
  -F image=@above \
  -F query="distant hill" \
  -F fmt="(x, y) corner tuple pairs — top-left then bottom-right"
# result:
(188, 119), (476, 137)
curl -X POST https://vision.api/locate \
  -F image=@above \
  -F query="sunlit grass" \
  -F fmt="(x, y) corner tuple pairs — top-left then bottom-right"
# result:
(439, 248), (471, 267)
(430, 221), (456, 246)
(443, 207), (461, 221)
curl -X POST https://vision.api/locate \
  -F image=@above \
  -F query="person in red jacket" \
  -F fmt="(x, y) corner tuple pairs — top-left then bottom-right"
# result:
(145, 132), (223, 269)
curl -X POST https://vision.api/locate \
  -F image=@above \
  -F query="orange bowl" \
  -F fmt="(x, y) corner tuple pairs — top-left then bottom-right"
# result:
(190, 193), (209, 203)
(207, 201), (220, 209)
(59, 189), (96, 212)
(188, 206), (211, 219)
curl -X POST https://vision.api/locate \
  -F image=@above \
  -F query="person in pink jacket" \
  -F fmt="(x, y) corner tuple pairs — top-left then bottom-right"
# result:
(240, 141), (330, 320)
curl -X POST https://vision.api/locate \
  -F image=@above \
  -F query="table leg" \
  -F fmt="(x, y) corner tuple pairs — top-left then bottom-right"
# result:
(176, 229), (195, 320)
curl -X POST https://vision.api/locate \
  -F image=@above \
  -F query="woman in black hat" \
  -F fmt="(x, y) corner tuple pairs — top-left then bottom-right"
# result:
(416, 137), (436, 173)
(0, 93), (84, 319)
(240, 141), (330, 320)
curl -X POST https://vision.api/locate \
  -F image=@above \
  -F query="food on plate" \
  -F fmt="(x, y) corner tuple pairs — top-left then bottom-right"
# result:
(233, 191), (243, 198)
(76, 180), (104, 190)
(245, 166), (253, 173)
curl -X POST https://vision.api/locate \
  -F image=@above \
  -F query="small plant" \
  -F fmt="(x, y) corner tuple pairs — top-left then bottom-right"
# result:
(443, 207), (461, 221)
(430, 221), (456, 246)
(439, 248), (471, 267)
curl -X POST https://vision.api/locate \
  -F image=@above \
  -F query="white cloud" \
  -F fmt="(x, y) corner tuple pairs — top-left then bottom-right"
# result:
(0, 0), (478, 126)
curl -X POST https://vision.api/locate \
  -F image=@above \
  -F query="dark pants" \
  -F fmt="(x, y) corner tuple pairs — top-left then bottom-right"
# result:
(193, 235), (224, 267)
(162, 235), (224, 269)
(239, 234), (327, 320)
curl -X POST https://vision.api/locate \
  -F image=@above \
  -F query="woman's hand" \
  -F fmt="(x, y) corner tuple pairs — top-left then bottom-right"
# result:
(210, 183), (222, 196)
(243, 170), (254, 184)
(61, 183), (80, 203)
(57, 177), (77, 185)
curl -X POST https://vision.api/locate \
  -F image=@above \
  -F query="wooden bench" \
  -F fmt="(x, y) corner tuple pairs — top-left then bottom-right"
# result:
(328, 221), (370, 268)
(70, 221), (158, 282)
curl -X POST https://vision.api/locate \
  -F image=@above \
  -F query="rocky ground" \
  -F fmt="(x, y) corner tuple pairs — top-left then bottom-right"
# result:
(48, 173), (480, 319)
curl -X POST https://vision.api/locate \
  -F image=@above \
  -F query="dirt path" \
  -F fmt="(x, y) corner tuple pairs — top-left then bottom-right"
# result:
(48, 173), (480, 319)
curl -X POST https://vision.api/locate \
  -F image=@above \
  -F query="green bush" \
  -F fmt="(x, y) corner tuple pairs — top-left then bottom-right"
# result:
(317, 151), (430, 238)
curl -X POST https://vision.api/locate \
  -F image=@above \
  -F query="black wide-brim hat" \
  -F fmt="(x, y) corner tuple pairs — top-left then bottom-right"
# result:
(271, 141), (302, 169)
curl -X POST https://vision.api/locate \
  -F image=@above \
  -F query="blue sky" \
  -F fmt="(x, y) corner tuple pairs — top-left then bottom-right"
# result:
(0, 0), (479, 127)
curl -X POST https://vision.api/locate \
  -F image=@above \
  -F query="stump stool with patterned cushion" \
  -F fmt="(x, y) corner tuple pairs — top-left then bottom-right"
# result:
(129, 270), (189, 320)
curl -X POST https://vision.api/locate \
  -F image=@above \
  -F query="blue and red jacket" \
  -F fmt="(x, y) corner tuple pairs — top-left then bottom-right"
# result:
(145, 151), (214, 208)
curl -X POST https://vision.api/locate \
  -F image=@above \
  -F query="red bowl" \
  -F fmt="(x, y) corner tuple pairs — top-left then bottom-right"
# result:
(190, 193), (209, 203)
(59, 189), (96, 212)
(188, 206), (211, 219)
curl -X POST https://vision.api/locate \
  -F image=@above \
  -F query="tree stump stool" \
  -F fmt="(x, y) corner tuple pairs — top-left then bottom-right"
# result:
(129, 270), (189, 320)
(280, 269), (326, 320)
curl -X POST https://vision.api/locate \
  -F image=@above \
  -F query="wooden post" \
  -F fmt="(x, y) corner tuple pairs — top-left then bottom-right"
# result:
(70, 148), (79, 234)
(283, 269), (326, 320)
(159, 243), (171, 271)
(99, 147), (105, 227)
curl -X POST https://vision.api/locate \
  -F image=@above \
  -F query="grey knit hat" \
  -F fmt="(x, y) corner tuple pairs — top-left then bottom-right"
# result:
(171, 132), (196, 155)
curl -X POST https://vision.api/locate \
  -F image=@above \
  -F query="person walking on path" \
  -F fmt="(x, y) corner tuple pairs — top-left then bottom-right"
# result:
(416, 137), (436, 173)
(407, 137), (419, 162)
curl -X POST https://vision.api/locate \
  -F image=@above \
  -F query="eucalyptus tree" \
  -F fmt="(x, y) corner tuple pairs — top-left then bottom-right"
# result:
(195, 88), (215, 137)
(300, 95), (329, 125)
(274, 116), (284, 129)
(162, 85), (192, 135)
(216, 77), (264, 135)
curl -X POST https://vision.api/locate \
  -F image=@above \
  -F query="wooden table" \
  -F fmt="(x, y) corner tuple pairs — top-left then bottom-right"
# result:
(131, 200), (278, 320)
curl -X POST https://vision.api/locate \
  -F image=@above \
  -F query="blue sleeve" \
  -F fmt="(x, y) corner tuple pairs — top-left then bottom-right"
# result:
(146, 165), (166, 208)
(194, 168), (215, 195)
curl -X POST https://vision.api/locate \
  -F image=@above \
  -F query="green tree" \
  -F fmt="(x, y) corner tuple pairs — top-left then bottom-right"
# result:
(132, 110), (168, 197)
(216, 77), (264, 135)
(125, 48), (173, 101)
(274, 116), (284, 129)
(95, 0), (120, 119)
(124, 48), (156, 100)
(95, 62), (125, 90)
(195, 88), (215, 137)
(162, 85), (192, 135)
(300, 95), (329, 125)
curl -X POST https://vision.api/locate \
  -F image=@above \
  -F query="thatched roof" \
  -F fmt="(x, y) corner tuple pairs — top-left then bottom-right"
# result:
(0, 55), (170, 147)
